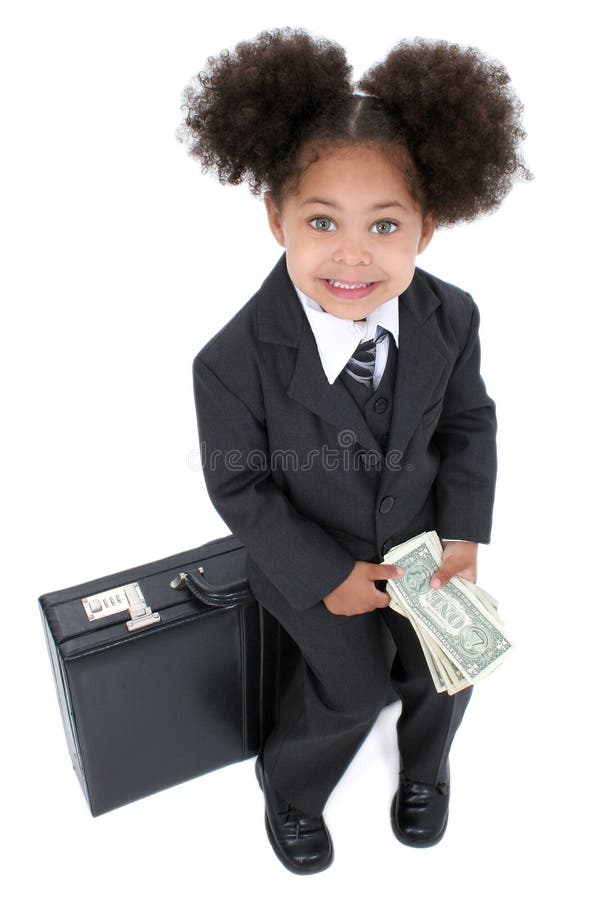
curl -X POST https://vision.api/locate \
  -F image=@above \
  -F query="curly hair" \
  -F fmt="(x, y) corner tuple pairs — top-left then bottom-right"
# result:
(176, 27), (532, 227)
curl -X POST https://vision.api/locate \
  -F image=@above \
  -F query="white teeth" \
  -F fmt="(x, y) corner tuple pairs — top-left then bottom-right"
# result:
(327, 279), (371, 290)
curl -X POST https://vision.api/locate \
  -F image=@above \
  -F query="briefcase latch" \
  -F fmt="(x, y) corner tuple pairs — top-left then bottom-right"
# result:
(81, 582), (161, 632)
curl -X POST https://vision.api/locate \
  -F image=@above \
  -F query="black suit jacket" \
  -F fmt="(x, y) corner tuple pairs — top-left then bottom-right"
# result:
(192, 252), (497, 612)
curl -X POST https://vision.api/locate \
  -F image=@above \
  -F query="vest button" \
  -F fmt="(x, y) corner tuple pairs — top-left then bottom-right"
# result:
(379, 496), (394, 514)
(375, 398), (388, 414)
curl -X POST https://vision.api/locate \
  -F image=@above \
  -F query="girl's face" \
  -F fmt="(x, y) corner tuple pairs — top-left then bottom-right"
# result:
(264, 144), (435, 321)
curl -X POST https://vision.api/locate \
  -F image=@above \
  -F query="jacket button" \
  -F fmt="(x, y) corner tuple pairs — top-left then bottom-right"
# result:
(375, 398), (388, 414)
(379, 496), (394, 514)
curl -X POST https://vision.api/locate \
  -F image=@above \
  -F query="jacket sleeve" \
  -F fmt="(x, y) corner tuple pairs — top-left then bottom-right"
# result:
(433, 297), (498, 544)
(192, 355), (357, 611)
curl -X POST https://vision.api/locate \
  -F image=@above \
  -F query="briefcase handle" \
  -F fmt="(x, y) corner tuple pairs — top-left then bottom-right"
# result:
(170, 567), (249, 609)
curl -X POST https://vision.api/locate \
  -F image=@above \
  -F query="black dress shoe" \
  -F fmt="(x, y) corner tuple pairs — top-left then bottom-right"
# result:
(255, 755), (334, 874)
(391, 765), (450, 848)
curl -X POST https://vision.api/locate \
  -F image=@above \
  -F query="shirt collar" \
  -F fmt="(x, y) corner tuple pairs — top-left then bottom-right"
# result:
(293, 285), (399, 385)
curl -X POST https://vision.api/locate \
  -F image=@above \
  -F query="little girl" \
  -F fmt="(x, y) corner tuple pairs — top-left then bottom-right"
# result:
(177, 28), (530, 875)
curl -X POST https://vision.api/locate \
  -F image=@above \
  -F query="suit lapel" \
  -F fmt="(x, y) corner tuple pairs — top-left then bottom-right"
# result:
(257, 252), (448, 470)
(287, 315), (382, 455)
(379, 300), (447, 491)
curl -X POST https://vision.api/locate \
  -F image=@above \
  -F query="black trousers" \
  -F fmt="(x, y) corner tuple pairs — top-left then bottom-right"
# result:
(254, 573), (473, 819)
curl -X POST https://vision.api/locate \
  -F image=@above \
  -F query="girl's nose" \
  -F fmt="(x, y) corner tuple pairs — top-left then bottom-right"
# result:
(333, 238), (372, 267)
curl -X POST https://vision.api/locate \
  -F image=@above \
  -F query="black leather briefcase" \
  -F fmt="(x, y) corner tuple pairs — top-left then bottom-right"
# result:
(38, 534), (289, 816)
(39, 533), (399, 817)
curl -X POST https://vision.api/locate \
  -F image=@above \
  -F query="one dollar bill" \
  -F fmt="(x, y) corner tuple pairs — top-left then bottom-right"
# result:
(382, 531), (513, 694)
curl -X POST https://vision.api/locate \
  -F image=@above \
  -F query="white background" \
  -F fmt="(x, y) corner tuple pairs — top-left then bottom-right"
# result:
(3, 1), (598, 896)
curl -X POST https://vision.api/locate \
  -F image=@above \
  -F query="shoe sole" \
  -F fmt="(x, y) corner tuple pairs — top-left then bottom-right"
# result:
(389, 791), (449, 848)
(255, 756), (334, 875)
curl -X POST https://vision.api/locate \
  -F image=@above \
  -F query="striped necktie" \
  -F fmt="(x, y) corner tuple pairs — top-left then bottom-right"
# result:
(344, 325), (389, 390)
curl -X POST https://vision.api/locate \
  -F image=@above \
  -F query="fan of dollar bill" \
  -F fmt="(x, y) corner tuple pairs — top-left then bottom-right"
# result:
(383, 531), (513, 695)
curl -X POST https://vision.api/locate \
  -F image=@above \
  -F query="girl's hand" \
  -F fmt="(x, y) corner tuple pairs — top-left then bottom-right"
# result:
(323, 561), (404, 616)
(430, 540), (478, 589)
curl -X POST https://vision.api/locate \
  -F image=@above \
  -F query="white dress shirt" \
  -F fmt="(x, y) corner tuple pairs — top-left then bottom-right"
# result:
(294, 285), (398, 389)
(293, 284), (469, 545)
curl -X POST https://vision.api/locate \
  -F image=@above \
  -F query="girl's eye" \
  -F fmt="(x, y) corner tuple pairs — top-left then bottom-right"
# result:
(309, 217), (335, 232)
(371, 220), (398, 235)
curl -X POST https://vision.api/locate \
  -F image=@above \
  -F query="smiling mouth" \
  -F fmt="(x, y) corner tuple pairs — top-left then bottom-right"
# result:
(325, 279), (376, 290)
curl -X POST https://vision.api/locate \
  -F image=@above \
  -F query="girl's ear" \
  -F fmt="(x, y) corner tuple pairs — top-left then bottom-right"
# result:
(417, 213), (436, 255)
(264, 192), (286, 247)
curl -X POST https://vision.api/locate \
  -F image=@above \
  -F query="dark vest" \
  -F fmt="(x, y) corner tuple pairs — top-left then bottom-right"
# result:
(339, 332), (397, 457)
